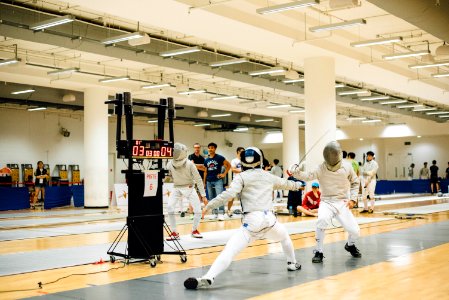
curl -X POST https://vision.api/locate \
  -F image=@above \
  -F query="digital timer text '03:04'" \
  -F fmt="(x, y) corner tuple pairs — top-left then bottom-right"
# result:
(131, 140), (174, 159)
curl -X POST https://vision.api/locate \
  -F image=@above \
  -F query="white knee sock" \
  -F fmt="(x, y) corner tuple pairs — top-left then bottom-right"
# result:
(168, 212), (177, 233)
(192, 213), (201, 231)
(315, 228), (325, 253)
(363, 196), (368, 210)
(280, 236), (296, 263)
(370, 199), (375, 209)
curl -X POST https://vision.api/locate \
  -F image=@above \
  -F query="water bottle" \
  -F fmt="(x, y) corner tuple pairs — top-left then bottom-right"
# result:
(289, 206), (293, 215)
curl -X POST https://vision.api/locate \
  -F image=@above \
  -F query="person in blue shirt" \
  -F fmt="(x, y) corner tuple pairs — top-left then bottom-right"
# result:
(204, 142), (231, 220)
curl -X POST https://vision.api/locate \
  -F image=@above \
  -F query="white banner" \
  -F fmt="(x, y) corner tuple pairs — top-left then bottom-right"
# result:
(144, 170), (159, 197)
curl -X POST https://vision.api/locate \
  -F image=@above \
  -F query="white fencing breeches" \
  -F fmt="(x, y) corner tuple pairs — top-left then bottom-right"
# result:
(167, 186), (201, 233)
(362, 178), (376, 209)
(315, 200), (360, 253)
(204, 211), (296, 280)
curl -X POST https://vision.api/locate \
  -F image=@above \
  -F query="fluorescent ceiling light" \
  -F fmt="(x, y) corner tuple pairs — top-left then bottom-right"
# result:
(255, 118), (274, 122)
(147, 120), (158, 123)
(338, 89), (369, 96)
(359, 95), (389, 101)
(432, 72), (449, 78)
(409, 60), (449, 69)
(47, 67), (79, 75)
(346, 116), (366, 121)
(249, 66), (285, 76)
(101, 32), (145, 45)
(99, 76), (130, 83)
(335, 83), (345, 88)
(27, 107), (47, 111)
(350, 36), (402, 48)
(267, 104), (291, 109)
(159, 46), (201, 57)
(397, 104), (423, 109)
(12, 89), (35, 95)
(383, 50), (430, 60)
(426, 111), (449, 115)
(380, 100), (408, 105)
(178, 89), (206, 95)
(283, 78), (304, 83)
(362, 119), (381, 123)
(211, 113), (232, 117)
(0, 58), (20, 66)
(212, 95), (238, 101)
(438, 115), (449, 118)
(310, 18), (366, 32)
(194, 123), (211, 127)
(413, 107), (437, 112)
(209, 58), (248, 67)
(289, 109), (305, 113)
(233, 127), (249, 132)
(30, 15), (75, 31)
(141, 83), (170, 89)
(257, 0), (320, 14)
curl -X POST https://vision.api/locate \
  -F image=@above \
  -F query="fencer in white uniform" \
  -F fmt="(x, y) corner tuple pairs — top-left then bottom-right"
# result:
(289, 141), (361, 263)
(166, 143), (207, 240)
(184, 147), (303, 290)
(360, 151), (378, 214)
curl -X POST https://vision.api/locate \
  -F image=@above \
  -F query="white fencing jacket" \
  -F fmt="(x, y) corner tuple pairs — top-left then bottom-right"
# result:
(206, 168), (303, 213)
(291, 160), (359, 202)
(167, 160), (206, 197)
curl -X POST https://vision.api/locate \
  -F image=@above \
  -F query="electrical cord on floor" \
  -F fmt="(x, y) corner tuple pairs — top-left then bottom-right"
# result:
(0, 262), (127, 294)
(0, 218), (413, 293)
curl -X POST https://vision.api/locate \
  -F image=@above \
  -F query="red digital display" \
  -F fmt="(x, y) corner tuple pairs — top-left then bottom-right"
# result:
(131, 140), (174, 159)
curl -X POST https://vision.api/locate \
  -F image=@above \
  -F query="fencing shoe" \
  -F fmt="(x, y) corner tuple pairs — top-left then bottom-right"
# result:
(312, 251), (324, 263)
(287, 262), (301, 271)
(166, 232), (180, 241)
(184, 277), (213, 289)
(345, 243), (362, 258)
(191, 230), (203, 238)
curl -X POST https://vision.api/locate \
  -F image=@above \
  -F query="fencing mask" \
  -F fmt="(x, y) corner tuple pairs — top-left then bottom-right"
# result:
(241, 147), (263, 170)
(172, 142), (188, 168)
(323, 141), (342, 172)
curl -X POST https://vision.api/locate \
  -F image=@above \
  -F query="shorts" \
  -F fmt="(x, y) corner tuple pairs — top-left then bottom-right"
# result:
(430, 177), (439, 184)
(35, 183), (46, 188)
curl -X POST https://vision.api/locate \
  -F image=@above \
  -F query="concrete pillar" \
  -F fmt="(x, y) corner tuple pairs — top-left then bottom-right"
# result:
(84, 88), (109, 208)
(304, 57), (336, 170)
(282, 115), (300, 175)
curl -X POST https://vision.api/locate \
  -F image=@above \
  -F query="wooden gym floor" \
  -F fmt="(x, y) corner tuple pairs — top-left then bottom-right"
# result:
(0, 199), (448, 299)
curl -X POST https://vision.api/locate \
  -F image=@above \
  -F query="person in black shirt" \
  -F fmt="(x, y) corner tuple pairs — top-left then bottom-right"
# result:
(429, 160), (439, 194)
(188, 143), (206, 178)
(34, 161), (48, 207)
(446, 162), (449, 180)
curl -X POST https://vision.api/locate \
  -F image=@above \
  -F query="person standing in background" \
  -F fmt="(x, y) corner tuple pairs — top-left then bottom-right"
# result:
(33, 161), (48, 207)
(419, 162), (430, 179)
(430, 160), (439, 194)
(204, 142), (231, 221)
(360, 151), (378, 214)
(445, 162), (449, 180)
(408, 163), (415, 180)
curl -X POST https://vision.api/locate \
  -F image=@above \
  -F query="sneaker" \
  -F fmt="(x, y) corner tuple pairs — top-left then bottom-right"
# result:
(227, 210), (233, 218)
(312, 251), (324, 263)
(166, 232), (180, 241)
(184, 277), (213, 290)
(287, 262), (301, 271)
(345, 243), (362, 258)
(359, 209), (369, 213)
(217, 214), (225, 221)
(191, 230), (203, 239)
(368, 209), (374, 214)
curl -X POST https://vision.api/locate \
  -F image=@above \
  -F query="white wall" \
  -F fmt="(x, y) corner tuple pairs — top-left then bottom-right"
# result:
(0, 108), (84, 181)
(339, 136), (449, 180)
